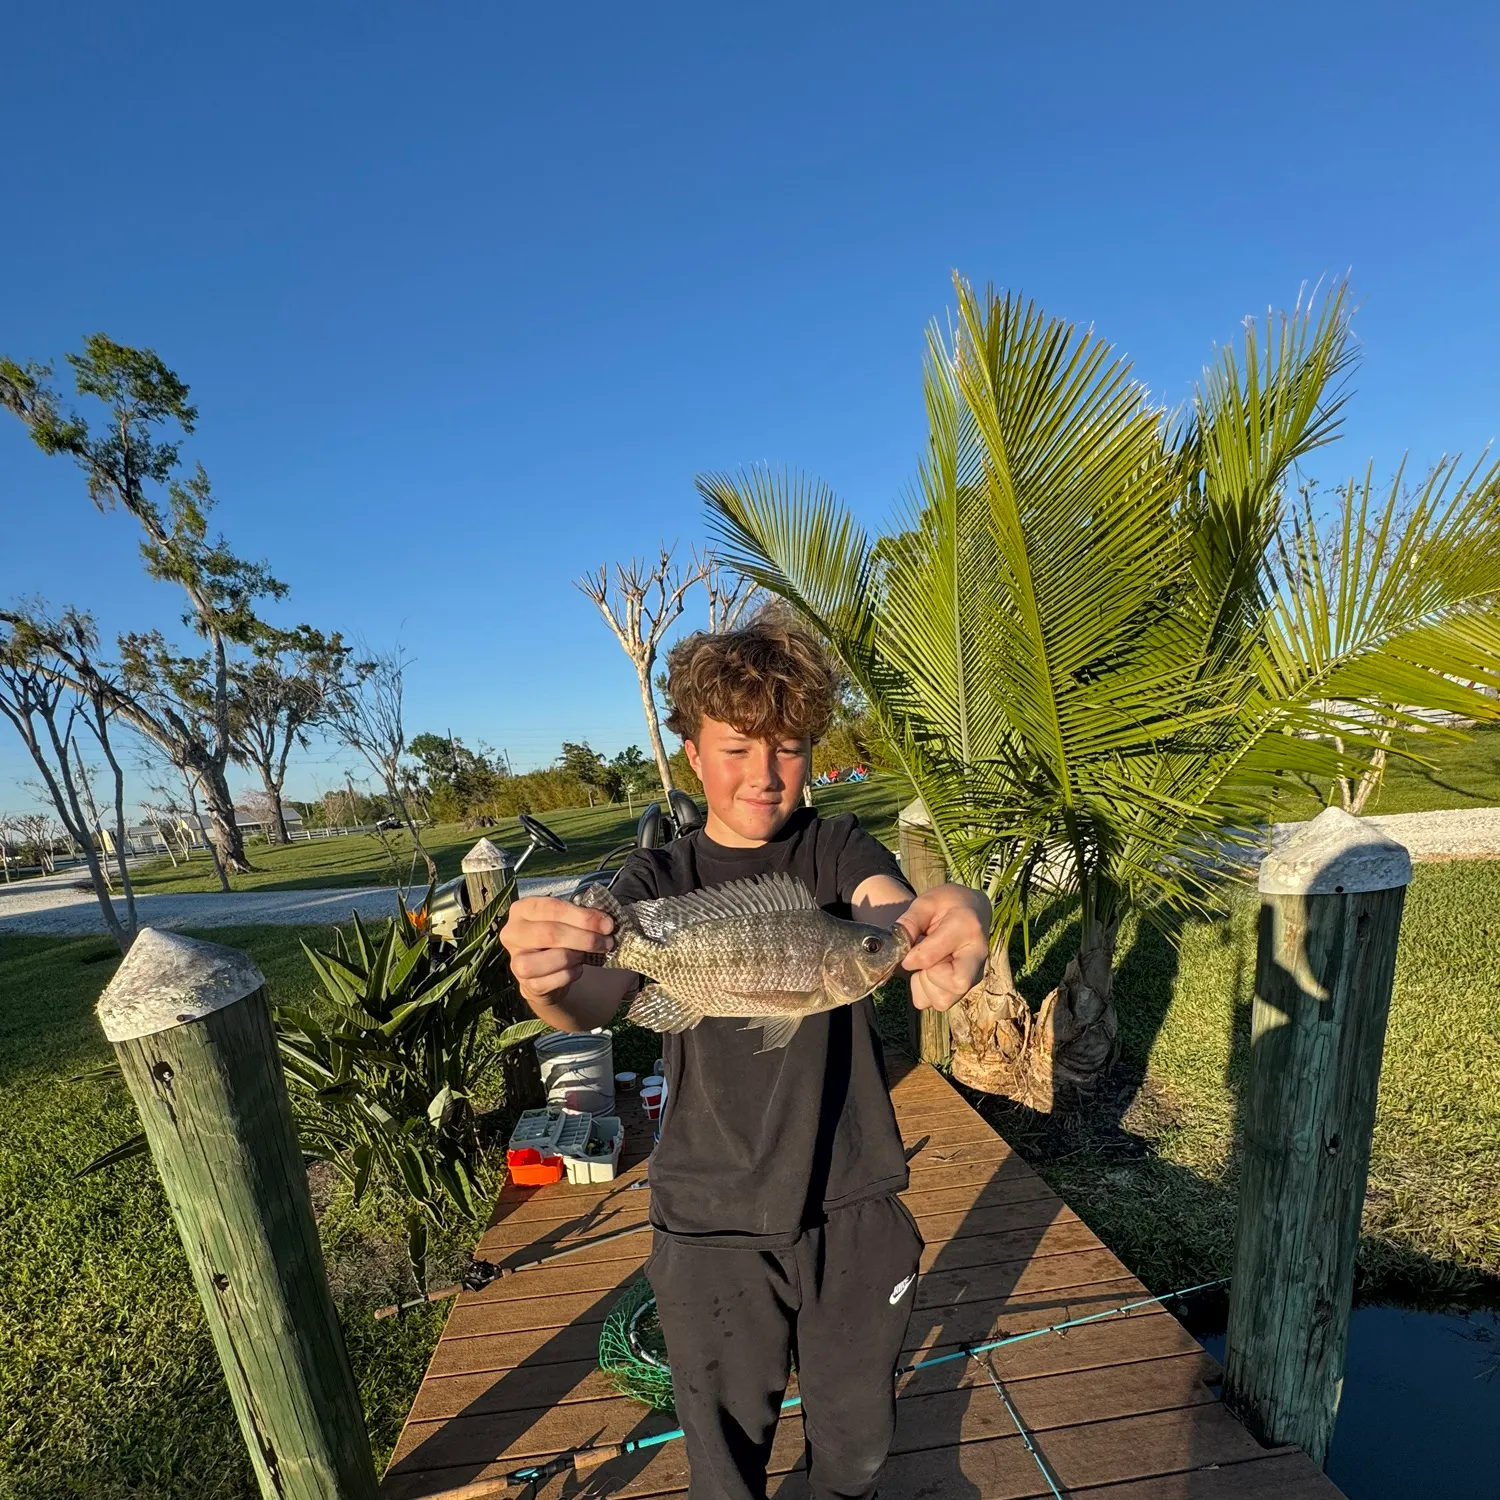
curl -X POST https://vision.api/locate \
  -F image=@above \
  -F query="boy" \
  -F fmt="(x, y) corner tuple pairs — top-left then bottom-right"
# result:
(501, 620), (990, 1500)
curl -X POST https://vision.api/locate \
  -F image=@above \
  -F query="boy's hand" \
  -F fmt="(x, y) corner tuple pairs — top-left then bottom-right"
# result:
(897, 885), (991, 1012)
(500, 895), (615, 1004)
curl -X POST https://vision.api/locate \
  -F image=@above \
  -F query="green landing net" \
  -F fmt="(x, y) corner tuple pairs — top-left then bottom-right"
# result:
(598, 1278), (675, 1411)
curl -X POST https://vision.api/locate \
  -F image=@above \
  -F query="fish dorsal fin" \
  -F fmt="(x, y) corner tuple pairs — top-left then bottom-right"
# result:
(632, 872), (817, 939)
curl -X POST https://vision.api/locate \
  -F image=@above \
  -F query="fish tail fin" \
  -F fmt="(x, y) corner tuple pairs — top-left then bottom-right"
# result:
(629, 983), (703, 1035)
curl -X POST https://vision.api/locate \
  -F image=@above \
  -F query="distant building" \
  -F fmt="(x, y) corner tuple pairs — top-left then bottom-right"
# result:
(101, 801), (306, 857)
(232, 803), (305, 840)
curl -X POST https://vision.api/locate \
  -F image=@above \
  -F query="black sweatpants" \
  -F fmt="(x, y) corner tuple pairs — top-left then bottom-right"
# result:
(646, 1193), (924, 1500)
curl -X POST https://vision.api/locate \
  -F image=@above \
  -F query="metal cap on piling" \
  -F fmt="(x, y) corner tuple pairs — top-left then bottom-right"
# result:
(1259, 805), (1412, 896)
(97, 928), (266, 1042)
(460, 836), (510, 873)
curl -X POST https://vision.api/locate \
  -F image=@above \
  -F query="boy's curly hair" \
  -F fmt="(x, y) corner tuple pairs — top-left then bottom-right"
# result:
(664, 618), (839, 743)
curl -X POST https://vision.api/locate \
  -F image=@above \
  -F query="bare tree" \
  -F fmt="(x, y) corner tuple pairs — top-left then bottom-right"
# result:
(139, 803), (183, 867)
(704, 562), (760, 633)
(230, 625), (350, 842)
(2, 341), (287, 873)
(578, 545), (708, 801)
(326, 646), (436, 887)
(13, 812), (65, 876)
(0, 814), (15, 882)
(0, 618), (138, 950)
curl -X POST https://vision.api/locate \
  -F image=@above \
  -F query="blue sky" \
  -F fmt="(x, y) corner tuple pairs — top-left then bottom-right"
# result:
(3, 2), (1497, 809)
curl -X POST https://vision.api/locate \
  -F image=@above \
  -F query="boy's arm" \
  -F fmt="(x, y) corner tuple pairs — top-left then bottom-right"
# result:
(852, 874), (991, 1012)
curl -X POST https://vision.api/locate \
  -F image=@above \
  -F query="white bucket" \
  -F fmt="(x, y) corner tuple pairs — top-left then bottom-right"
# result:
(534, 1031), (615, 1115)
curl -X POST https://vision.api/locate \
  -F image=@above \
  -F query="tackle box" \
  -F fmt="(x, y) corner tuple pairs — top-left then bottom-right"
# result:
(560, 1113), (624, 1184)
(506, 1107), (625, 1186)
(505, 1107), (567, 1186)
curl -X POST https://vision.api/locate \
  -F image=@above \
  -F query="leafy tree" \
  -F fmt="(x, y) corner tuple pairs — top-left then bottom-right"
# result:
(609, 745), (654, 809)
(558, 740), (611, 804)
(408, 732), (501, 819)
(230, 626), (351, 841)
(1, 339), (285, 873)
(703, 278), (1500, 1110)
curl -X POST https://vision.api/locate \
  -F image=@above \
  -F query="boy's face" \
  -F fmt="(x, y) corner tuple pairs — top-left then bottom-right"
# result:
(684, 716), (812, 847)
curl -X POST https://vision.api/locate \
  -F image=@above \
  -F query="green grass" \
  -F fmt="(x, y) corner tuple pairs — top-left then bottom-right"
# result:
(125, 779), (908, 896)
(0, 925), (468, 1500)
(1271, 721), (1500, 820)
(970, 860), (1500, 1308)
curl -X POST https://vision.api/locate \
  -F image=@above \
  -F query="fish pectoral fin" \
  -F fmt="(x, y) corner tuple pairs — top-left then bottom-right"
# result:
(746, 1014), (806, 1052)
(628, 983), (702, 1035)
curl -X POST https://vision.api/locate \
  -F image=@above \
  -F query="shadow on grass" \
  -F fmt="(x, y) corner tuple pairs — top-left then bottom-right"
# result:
(960, 900), (1500, 1320)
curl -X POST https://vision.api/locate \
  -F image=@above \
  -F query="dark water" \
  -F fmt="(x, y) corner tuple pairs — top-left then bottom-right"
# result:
(1200, 1306), (1500, 1499)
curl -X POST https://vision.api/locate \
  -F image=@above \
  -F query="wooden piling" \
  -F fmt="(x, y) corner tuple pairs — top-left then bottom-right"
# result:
(463, 838), (544, 1109)
(461, 836), (512, 912)
(96, 929), (378, 1500)
(897, 798), (951, 1066)
(1223, 806), (1412, 1467)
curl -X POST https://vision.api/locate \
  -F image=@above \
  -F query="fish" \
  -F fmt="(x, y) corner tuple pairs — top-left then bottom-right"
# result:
(573, 871), (911, 1050)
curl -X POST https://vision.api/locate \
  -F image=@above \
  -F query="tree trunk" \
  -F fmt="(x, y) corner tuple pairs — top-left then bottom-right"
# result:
(949, 941), (1033, 1094)
(952, 917), (1121, 1113)
(185, 772), (233, 893)
(257, 766), (291, 844)
(638, 663), (676, 802)
(197, 764), (252, 873)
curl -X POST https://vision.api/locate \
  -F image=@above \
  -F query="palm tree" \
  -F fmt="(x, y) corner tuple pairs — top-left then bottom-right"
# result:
(701, 278), (1500, 1109)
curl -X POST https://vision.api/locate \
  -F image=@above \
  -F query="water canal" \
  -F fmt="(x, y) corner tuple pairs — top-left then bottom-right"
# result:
(1198, 1306), (1499, 1498)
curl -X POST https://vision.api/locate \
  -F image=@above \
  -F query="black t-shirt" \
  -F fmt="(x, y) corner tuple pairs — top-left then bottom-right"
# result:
(609, 807), (914, 1248)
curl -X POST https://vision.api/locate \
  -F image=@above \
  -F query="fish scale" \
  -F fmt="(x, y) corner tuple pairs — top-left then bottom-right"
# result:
(575, 872), (910, 1049)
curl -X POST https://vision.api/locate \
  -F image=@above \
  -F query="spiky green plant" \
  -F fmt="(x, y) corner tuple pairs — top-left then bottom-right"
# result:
(79, 890), (550, 1282)
(277, 894), (547, 1279)
(702, 277), (1500, 1108)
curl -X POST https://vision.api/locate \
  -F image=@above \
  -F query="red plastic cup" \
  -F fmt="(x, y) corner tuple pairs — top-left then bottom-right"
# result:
(641, 1085), (663, 1121)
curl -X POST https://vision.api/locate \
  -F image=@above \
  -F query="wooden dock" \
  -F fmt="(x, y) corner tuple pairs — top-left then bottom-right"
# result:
(383, 1054), (1347, 1498)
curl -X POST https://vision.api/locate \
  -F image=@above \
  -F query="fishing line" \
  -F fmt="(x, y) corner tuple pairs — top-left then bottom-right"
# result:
(494, 1274), (1230, 1491)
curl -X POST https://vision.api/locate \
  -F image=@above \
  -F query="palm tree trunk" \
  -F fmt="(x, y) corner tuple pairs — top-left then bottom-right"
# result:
(948, 941), (1032, 1094)
(952, 916), (1121, 1113)
(1023, 914), (1121, 1112)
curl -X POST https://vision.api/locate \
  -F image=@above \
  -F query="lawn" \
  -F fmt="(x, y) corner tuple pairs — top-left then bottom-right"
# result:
(4, 848), (1495, 1497)
(967, 859), (1500, 1310)
(1271, 720), (1500, 820)
(124, 778), (908, 896)
(0, 924), (476, 1500)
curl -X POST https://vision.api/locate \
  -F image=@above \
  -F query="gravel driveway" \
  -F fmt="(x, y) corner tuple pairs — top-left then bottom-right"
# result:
(0, 869), (585, 937)
(4, 807), (1498, 939)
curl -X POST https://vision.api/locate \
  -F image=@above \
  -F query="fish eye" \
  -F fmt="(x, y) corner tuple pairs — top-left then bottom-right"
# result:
(861, 935), (882, 954)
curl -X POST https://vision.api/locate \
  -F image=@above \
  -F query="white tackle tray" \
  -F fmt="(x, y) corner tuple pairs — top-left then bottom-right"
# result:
(559, 1111), (625, 1184)
(507, 1107), (566, 1154)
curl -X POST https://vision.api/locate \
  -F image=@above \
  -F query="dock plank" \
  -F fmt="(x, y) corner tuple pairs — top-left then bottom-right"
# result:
(381, 1053), (1342, 1500)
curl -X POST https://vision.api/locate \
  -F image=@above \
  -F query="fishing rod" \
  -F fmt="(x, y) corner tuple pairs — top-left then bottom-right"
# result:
(426, 1275), (1230, 1496)
(373, 1220), (653, 1320)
